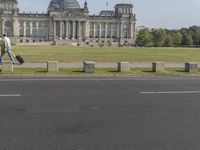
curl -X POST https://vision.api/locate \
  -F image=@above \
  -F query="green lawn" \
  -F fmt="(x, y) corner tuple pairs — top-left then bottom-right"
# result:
(12, 45), (200, 63)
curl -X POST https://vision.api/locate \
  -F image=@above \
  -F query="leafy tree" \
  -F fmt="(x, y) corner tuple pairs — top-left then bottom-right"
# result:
(136, 28), (152, 47)
(135, 26), (200, 47)
(152, 29), (167, 47)
(181, 34), (193, 46)
(163, 34), (173, 47)
(189, 26), (200, 46)
(180, 28), (191, 35)
(171, 32), (182, 46)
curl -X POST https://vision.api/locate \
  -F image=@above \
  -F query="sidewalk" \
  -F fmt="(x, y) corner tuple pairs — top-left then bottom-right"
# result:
(13, 62), (187, 68)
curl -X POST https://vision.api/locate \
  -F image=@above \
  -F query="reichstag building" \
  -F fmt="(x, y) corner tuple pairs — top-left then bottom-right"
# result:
(0, 0), (136, 44)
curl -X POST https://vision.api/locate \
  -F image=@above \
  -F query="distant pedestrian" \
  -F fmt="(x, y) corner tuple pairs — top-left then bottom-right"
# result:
(0, 34), (15, 64)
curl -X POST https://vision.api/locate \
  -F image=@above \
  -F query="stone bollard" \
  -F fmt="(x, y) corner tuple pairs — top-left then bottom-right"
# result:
(1, 61), (13, 73)
(118, 62), (130, 72)
(47, 61), (59, 73)
(185, 62), (198, 73)
(83, 61), (95, 73)
(152, 62), (165, 73)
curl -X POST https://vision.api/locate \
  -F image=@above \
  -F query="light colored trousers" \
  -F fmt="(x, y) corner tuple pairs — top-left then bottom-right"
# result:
(0, 48), (16, 63)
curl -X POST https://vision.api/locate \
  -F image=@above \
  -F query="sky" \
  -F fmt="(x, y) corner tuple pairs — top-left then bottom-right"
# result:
(18, 0), (200, 29)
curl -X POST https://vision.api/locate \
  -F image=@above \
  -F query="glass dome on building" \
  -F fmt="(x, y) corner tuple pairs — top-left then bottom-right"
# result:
(49, 0), (80, 11)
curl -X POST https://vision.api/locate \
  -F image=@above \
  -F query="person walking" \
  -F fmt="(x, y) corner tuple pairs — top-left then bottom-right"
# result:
(0, 34), (15, 64)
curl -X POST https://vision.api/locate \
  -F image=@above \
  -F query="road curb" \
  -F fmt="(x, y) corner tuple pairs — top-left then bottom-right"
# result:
(0, 73), (200, 79)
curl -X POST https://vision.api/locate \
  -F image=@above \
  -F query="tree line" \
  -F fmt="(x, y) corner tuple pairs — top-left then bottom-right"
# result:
(136, 26), (200, 47)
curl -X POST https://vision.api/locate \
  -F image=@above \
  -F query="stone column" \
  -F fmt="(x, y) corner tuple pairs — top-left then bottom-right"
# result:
(134, 23), (136, 39)
(59, 21), (63, 39)
(130, 8), (133, 13)
(72, 21), (76, 40)
(78, 21), (81, 40)
(81, 22), (84, 39)
(30, 22), (33, 36)
(93, 23), (96, 38)
(36, 21), (39, 37)
(80, 22), (83, 40)
(2, 19), (5, 35)
(83, 22), (87, 39)
(65, 21), (69, 39)
(117, 22), (120, 38)
(23, 21), (26, 37)
(130, 22), (134, 38)
(53, 21), (56, 38)
(69, 21), (72, 39)
(120, 22), (123, 38)
(105, 23), (108, 38)
(13, 18), (19, 37)
(12, 19), (15, 37)
(99, 23), (101, 38)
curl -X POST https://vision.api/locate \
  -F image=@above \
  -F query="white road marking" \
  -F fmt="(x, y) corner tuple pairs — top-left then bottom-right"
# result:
(140, 91), (200, 94)
(0, 94), (21, 97)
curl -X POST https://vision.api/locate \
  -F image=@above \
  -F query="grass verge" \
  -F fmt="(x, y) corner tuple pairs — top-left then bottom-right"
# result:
(0, 68), (199, 76)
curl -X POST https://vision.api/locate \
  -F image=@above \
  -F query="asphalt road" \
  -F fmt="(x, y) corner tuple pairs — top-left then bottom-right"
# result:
(1, 77), (200, 150)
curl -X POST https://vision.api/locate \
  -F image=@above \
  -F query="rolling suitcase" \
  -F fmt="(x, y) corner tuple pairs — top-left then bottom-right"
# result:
(16, 55), (24, 64)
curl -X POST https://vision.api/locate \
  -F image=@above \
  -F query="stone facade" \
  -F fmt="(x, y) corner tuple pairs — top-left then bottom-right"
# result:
(0, 0), (136, 45)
